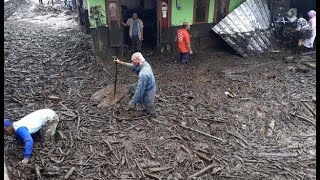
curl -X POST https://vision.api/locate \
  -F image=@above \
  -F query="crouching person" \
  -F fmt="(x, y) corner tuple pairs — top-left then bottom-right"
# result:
(114, 52), (158, 118)
(4, 109), (59, 166)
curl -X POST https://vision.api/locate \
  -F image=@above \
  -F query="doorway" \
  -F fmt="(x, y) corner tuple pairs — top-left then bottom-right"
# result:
(121, 0), (158, 52)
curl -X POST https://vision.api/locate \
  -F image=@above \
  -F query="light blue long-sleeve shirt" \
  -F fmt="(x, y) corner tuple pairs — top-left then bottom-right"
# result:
(130, 61), (156, 104)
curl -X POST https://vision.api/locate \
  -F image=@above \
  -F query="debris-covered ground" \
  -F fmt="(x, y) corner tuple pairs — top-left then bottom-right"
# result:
(4, 1), (316, 180)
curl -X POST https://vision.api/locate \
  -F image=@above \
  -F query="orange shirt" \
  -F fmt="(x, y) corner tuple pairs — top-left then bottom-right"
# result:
(177, 29), (190, 53)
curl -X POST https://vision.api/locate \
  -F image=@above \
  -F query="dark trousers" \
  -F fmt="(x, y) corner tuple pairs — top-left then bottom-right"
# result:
(180, 52), (190, 63)
(39, 0), (43, 4)
(131, 35), (142, 52)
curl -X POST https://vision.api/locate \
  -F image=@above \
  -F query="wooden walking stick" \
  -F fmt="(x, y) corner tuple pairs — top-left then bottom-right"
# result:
(112, 56), (118, 98)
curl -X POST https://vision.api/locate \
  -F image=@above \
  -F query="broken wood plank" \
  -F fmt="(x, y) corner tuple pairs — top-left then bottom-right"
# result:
(194, 150), (212, 162)
(64, 167), (76, 179)
(189, 164), (215, 179)
(180, 124), (227, 143)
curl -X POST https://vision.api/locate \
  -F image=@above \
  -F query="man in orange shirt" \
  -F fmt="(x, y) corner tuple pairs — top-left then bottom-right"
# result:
(177, 22), (193, 63)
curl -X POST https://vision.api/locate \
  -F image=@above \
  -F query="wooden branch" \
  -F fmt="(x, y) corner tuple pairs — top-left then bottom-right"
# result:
(104, 140), (120, 161)
(148, 166), (172, 173)
(144, 172), (160, 180)
(290, 112), (316, 126)
(112, 111), (148, 120)
(302, 62), (316, 69)
(35, 165), (41, 180)
(64, 167), (76, 179)
(227, 131), (249, 146)
(180, 145), (191, 155)
(135, 159), (145, 178)
(144, 144), (155, 159)
(194, 150), (212, 162)
(180, 124), (227, 143)
(258, 152), (299, 157)
(188, 164), (215, 179)
(303, 102), (316, 117)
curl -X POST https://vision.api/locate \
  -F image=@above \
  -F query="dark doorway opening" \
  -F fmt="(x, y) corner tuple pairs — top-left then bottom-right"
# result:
(290, 0), (316, 19)
(121, 0), (158, 52)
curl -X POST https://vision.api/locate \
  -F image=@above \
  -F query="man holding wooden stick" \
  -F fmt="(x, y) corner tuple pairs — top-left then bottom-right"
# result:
(114, 52), (158, 118)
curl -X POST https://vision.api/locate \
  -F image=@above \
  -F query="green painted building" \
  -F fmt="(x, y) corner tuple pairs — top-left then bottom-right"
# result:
(81, 0), (246, 59)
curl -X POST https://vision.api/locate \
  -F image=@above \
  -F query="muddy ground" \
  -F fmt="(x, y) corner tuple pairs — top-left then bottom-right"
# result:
(4, 1), (316, 180)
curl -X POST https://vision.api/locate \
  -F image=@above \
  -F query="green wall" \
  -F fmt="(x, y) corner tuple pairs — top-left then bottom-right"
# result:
(171, 0), (195, 26)
(171, 0), (244, 26)
(229, 0), (245, 12)
(171, 0), (215, 26)
(208, 0), (215, 23)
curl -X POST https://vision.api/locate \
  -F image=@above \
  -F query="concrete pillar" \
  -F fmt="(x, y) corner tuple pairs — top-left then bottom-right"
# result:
(4, 156), (10, 180)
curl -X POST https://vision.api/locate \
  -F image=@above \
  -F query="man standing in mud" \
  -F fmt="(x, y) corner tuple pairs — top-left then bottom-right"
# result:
(114, 52), (157, 118)
(177, 22), (193, 63)
(4, 109), (59, 166)
(122, 13), (144, 52)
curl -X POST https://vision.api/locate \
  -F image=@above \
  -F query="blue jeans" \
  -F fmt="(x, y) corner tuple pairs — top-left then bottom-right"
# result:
(180, 52), (190, 63)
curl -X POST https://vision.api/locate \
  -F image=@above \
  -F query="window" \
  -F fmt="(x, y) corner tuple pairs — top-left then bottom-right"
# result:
(194, 0), (209, 23)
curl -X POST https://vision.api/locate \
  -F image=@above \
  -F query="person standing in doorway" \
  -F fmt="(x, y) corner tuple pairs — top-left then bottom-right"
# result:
(122, 13), (144, 52)
(303, 10), (316, 50)
(67, 0), (73, 12)
(177, 22), (193, 63)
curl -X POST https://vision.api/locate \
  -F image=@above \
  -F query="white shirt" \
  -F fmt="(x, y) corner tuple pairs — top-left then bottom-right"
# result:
(296, 17), (310, 31)
(13, 109), (56, 134)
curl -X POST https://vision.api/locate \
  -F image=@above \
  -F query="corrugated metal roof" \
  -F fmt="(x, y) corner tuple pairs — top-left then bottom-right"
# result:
(212, 0), (278, 57)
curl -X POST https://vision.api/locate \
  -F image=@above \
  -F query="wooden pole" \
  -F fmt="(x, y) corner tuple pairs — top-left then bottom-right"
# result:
(114, 61), (118, 98)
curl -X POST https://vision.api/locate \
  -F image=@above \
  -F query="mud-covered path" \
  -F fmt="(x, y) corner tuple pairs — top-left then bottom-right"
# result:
(4, 1), (316, 180)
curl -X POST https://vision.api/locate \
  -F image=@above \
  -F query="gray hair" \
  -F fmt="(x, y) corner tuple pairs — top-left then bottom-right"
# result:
(131, 52), (146, 63)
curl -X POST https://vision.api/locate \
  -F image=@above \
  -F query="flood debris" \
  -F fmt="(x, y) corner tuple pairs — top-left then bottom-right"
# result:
(4, 0), (316, 179)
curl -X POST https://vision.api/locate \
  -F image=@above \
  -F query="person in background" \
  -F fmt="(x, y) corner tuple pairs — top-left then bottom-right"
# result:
(177, 22), (193, 63)
(295, 13), (311, 54)
(4, 109), (59, 166)
(303, 10), (316, 50)
(122, 13), (144, 52)
(67, 0), (73, 12)
(114, 52), (157, 118)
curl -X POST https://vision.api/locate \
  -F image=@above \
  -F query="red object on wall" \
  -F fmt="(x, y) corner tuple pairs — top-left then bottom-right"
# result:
(161, 1), (168, 30)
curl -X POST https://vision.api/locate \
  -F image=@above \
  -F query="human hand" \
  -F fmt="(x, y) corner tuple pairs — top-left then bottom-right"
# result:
(19, 158), (29, 167)
(128, 102), (135, 110)
(189, 50), (193, 55)
(114, 59), (121, 64)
